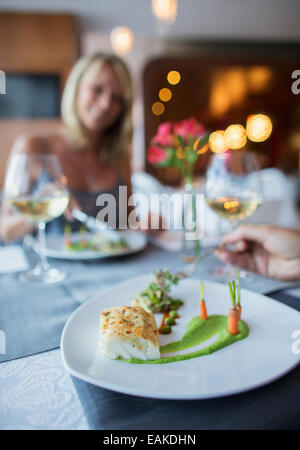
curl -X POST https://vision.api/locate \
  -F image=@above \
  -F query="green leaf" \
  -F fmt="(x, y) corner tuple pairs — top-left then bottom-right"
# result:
(176, 135), (185, 147)
(197, 134), (209, 148)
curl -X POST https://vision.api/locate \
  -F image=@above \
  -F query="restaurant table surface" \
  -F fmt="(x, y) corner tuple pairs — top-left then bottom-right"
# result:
(0, 240), (300, 430)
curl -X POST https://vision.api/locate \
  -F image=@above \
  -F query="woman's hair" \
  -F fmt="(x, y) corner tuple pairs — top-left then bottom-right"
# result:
(61, 52), (133, 165)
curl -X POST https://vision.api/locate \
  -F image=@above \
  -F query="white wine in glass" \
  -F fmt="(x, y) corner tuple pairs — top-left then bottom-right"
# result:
(4, 152), (70, 284)
(205, 150), (263, 278)
(10, 195), (69, 224)
(206, 196), (262, 222)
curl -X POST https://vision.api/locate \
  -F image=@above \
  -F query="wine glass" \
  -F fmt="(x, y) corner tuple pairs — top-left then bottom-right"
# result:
(205, 150), (263, 279)
(4, 152), (70, 284)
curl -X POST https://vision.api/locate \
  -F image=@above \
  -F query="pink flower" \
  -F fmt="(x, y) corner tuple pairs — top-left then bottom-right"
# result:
(147, 146), (168, 164)
(152, 122), (174, 147)
(173, 118), (205, 140)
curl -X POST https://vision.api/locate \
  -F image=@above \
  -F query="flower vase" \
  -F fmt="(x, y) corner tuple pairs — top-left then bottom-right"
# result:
(181, 180), (203, 262)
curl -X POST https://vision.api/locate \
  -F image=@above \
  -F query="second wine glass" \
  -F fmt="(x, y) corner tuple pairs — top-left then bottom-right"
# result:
(205, 150), (263, 279)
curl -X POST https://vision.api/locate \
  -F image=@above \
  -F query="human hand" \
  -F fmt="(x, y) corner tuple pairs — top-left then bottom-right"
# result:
(215, 224), (300, 281)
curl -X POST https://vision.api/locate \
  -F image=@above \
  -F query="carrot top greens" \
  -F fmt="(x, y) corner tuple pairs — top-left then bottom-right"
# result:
(228, 270), (241, 310)
(200, 281), (204, 300)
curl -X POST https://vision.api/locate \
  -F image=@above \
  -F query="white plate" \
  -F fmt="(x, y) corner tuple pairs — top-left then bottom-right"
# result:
(32, 230), (147, 260)
(61, 275), (300, 399)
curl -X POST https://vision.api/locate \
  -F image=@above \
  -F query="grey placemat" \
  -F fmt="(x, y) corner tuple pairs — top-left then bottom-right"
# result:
(72, 290), (300, 430)
(72, 365), (300, 430)
(0, 274), (80, 363)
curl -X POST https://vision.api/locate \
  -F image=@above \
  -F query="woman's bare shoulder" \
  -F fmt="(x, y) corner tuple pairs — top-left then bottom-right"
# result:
(11, 133), (44, 154)
(11, 129), (69, 155)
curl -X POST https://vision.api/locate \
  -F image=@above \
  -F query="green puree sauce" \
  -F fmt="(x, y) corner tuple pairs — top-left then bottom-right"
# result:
(123, 315), (249, 364)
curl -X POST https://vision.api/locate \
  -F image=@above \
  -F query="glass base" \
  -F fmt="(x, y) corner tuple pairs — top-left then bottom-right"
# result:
(18, 263), (67, 285)
(238, 269), (255, 282)
(209, 263), (240, 281)
(209, 264), (254, 283)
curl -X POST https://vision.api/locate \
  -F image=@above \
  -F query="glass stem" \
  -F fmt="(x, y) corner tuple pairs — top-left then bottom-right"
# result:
(230, 218), (239, 231)
(182, 182), (201, 261)
(38, 221), (49, 273)
(191, 190), (201, 258)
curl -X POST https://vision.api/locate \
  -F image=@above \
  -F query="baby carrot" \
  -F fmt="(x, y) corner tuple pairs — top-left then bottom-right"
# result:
(228, 308), (239, 335)
(200, 282), (208, 320)
(64, 225), (72, 248)
(200, 300), (208, 320)
(228, 280), (239, 335)
(79, 226), (88, 248)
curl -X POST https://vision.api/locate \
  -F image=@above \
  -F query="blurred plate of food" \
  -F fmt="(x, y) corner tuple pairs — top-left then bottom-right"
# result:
(31, 227), (147, 260)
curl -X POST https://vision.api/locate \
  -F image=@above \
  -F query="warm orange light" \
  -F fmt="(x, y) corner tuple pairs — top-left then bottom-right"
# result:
(209, 74), (231, 117)
(246, 114), (272, 142)
(152, 101), (165, 116)
(159, 88), (172, 102)
(209, 130), (227, 153)
(224, 124), (247, 150)
(167, 70), (181, 85)
(224, 69), (247, 106)
(209, 69), (247, 117)
(248, 66), (272, 93)
(224, 199), (239, 210)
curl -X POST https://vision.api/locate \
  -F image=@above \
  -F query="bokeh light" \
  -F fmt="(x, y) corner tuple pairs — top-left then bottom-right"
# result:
(152, 101), (165, 116)
(110, 27), (134, 56)
(246, 114), (273, 142)
(167, 70), (181, 85)
(248, 67), (272, 93)
(152, 0), (178, 25)
(224, 124), (247, 149)
(224, 199), (240, 211)
(159, 88), (172, 102)
(209, 130), (227, 153)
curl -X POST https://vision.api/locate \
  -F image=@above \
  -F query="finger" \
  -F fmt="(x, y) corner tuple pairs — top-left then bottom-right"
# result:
(231, 239), (249, 253)
(216, 249), (257, 273)
(221, 224), (268, 246)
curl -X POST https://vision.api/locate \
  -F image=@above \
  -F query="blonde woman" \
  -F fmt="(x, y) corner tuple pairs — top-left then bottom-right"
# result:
(0, 52), (136, 241)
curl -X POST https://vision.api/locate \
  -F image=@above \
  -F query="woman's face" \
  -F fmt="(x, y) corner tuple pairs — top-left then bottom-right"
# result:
(76, 62), (124, 136)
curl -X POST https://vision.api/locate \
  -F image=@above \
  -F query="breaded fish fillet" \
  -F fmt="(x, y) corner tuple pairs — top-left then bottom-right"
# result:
(99, 305), (160, 360)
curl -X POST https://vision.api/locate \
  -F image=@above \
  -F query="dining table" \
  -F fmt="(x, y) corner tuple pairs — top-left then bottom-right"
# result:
(0, 229), (300, 432)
